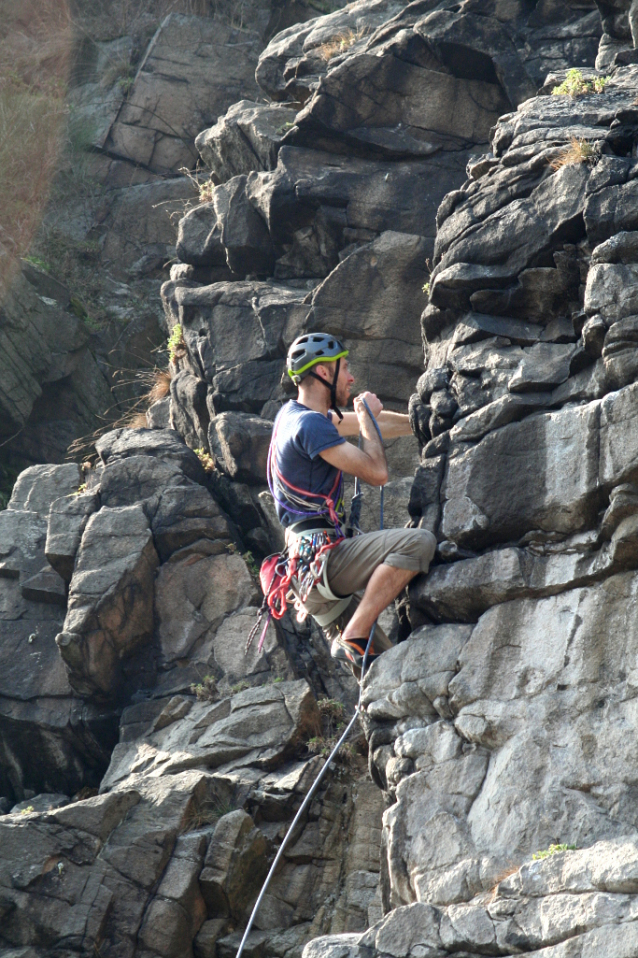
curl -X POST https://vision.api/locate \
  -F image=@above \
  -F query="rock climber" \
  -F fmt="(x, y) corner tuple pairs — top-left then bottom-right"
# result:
(267, 332), (436, 673)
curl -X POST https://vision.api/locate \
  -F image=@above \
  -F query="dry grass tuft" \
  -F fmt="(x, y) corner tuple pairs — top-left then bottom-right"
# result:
(66, 365), (172, 460)
(317, 27), (366, 61)
(550, 137), (594, 170)
(148, 368), (172, 403)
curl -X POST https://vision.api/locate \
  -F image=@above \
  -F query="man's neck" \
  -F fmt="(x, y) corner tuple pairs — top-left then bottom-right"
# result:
(297, 384), (330, 416)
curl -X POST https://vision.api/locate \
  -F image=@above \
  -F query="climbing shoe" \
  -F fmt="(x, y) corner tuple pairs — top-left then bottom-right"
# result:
(331, 636), (380, 671)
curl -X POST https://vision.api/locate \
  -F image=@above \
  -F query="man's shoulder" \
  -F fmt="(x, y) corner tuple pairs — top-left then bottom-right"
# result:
(278, 401), (329, 429)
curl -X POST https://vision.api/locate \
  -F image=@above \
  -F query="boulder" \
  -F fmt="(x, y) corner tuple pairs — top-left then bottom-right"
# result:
(199, 809), (269, 919)
(307, 232), (429, 404)
(98, 455), (188, 510)
(154, 550), (259, 667)
(249, 147), (470, 265)
(214, 175), (277, 278)
(46, 493), (99, 582)
(209, 412), (272, 484)
(0, 773), (210, 956)
(176, 202), (227, 268)
(151, 483), (233, 563)
(96, 428), (206, 484)
(439, 382), (638, 549)
(162, 279), (308, 416)
(102, 680), (319, 787)
(56, 505), (159, 698)
(0, 266), (111, 463)
(8, 464), (81, 513)
(196, 100), (298, 182)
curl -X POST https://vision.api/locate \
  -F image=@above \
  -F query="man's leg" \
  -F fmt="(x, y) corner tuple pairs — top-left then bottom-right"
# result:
(341, 564), (417, 645)
(325, 528), (436, 654)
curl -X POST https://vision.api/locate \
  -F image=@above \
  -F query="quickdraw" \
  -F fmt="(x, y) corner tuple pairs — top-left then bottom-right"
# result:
(245, 533), (341, 655)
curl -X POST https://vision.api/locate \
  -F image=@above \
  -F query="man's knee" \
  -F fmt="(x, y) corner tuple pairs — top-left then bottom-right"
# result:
(408, 528), (436, 568)
(384, 527), (436, 573)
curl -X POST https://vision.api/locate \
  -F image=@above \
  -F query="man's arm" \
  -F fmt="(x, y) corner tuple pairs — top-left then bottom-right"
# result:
(320, 395), (389, 485)
(333, 393), (413, 439)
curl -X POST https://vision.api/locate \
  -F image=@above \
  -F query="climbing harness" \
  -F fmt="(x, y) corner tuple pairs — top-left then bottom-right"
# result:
(236, 400), (385, 958)
(245, 411), (347, 655)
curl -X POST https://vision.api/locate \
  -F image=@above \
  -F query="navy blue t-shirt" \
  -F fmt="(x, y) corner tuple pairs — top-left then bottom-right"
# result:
(270, 400), (346, 528)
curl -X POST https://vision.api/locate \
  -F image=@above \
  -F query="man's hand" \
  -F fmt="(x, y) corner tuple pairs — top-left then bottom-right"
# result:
(354, 391), (383, 420)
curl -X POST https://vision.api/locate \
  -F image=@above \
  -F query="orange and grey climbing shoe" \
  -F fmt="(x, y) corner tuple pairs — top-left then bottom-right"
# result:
(330, 636), (380, 670)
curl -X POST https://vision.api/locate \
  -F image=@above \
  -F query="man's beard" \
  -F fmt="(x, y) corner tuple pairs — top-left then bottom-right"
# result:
(336, 381), (350, 407)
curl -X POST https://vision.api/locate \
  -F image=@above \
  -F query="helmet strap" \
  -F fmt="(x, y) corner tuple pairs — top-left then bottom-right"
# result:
(307, 358), (343, 420)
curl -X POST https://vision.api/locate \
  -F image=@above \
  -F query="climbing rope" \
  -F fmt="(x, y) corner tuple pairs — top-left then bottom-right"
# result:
(235, 399), (385, 958)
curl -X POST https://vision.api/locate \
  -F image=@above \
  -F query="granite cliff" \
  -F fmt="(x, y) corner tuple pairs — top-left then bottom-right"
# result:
(4, 1), (638, 957)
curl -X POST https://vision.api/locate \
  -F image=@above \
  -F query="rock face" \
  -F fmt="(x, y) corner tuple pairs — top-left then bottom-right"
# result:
(13, 2), (638, 958)
(301, 24), (638, 958)
(164, 0), (603, 529)
(0, 430), (384, 957)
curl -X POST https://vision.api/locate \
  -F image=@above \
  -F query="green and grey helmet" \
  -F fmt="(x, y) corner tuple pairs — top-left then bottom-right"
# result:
(286, 333), (349, 385)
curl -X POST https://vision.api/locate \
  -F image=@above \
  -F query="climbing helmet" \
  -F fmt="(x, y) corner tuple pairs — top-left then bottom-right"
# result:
(286, 332), (348, 384)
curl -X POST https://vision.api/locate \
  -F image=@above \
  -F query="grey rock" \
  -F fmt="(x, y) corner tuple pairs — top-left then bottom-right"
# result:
(99, 456), (188, 510)
(0, 266), (111, 462)
(46, 493), (99, 582)
(176, 202), (226, 268)
(146, 396), (171, 430)
(199, 809), (269, 919)
(250, 147), (470, 266)
(508, 343), (577, 392)
(209, 412), (273, 485)
(154, 551), (259, 668)
(196, 100), (298, 183)
(162, 279), (308, 416)
(431, 164), (589, 310)
(8, 464), (81, 514)
(57, 505), (159, 697)
(21, 565), (66, 606)
(151, 483), (233, 563)
(452, 312), (543, 347)
(9, 793), (70, 814)
(591, 230), (638, 265)
(439, 381), (638, 549)
(169, 370), (211, 450)
(96, 428), (205, 484)
(194, 919), (228, 958)
(450, 393), (551, 443)
(215, 175), (277, 278)
(103, 14), (262, 174)
(307, 232), (429, 404)
(102, 680), (319, 788)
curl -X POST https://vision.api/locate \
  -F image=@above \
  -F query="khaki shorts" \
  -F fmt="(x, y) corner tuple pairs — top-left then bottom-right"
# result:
(301, 527), (437, 651)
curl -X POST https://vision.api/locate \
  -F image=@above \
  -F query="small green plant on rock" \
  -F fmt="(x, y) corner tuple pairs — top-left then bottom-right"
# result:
(24, 254), (52, 273)
(167, 323), (186, 362)
(194, 448), (215, 473)
(552, 69), (610, 97)
(422, 281), (430, 294)
(242, 550), (260, 578)
(532, 843), (577, 860)
(19, 806), (35, 815)
(304, 697), (358, 765)
(231, 680), (250, 694)
(190, 675), (218, 702)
